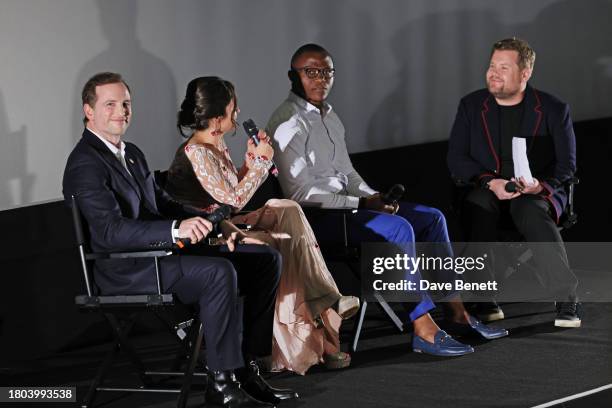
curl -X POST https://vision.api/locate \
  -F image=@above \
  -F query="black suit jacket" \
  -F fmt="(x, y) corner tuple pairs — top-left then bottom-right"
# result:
(63, 129), (196, 294)
(447, 84), (577, 221)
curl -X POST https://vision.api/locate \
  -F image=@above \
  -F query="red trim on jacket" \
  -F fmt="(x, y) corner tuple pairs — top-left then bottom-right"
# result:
(540, 181), (554, 197)
(481, 96), (500, 173)
(539, 181), (559, 224)
(478, 173), (496, 179)
(530, 89), (543, 150)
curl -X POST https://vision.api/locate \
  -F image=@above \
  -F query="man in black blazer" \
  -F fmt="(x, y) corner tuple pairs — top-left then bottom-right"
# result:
(447, 38), (580, 328)
(63, 72), (295, 407)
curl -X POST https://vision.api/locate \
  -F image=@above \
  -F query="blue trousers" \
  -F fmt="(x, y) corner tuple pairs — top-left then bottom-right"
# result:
(310, 202), (452, 322)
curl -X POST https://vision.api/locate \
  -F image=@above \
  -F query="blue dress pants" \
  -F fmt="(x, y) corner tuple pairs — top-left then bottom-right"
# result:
(310, 202), (453, 322)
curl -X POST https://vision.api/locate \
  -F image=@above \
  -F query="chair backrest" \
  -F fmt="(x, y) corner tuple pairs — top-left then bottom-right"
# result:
(559, 177), (579, 229)
(241, 176), (284, 211)
(154, 169), (169, 189)
(70, 195), (95, 297)
(71, 195), (176, 308)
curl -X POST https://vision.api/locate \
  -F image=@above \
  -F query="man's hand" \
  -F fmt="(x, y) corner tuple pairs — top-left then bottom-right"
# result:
(362, 193), (398, 214)
(515, 176), (543, 195)
(177, 217), (214, 244)
(488, 179), (521, 200)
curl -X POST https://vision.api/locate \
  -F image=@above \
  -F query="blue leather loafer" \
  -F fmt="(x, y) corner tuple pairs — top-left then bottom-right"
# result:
(412, 330), (474, 356)
(466, 316), (509, 339)
(446, 316), (509, 340)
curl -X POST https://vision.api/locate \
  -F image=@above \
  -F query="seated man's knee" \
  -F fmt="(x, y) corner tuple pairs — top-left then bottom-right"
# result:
(209, 258), (238, 291)
(390, 216), (415, 243)
(428, 207), (448, 227)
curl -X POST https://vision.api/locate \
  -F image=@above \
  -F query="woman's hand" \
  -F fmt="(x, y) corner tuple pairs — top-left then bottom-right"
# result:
(246, 130), (274, 167)
(219, 220), (267, 251)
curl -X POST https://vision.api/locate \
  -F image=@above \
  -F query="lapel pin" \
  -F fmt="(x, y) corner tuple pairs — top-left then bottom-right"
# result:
(128, 158), (135, 165)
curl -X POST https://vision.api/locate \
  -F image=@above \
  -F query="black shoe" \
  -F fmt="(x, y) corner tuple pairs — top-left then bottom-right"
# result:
(238, 360), (299, 404)
(205, 370), (274, 407)
(554, 301), (582, 328)
(470, 301), (505, 322)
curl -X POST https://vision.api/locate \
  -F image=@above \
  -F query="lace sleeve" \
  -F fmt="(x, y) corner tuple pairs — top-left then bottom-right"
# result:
(185, 144), (270, 210)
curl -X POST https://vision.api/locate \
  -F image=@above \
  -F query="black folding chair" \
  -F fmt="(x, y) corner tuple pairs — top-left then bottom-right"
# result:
(243, 176), (404, 352)
(70, 195), (205, 408)
(301, 207), (404, 352)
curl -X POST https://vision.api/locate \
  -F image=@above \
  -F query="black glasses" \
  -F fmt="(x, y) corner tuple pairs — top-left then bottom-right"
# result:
(295, 67), (336, 79)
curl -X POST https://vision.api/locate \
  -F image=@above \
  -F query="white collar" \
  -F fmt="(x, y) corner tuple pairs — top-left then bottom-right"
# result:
(288, 91), (332, 115)
(88, 127), (126, 157)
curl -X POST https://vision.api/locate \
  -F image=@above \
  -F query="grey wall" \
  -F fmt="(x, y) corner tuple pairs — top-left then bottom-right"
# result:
(1, 0), (611, 210)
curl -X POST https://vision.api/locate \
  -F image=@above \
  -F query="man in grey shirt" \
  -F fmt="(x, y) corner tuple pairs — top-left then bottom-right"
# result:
(266, 44), (508, 357)
(266, 88), (377, 209)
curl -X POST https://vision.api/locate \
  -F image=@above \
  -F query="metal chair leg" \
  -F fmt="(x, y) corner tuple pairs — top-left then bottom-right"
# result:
(105, 314), (152, 387)
(351, 300), (368, 352)
(177, 322), (204, 408)
(373, 292), (404, 332)
(81, 343), (119, 408)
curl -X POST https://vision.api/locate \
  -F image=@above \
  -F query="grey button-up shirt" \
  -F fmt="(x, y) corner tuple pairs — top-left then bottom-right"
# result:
(266, 92), (376, 208)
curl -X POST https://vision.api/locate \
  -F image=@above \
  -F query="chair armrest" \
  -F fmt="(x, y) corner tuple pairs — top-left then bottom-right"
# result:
(85, 250), (173, 260)
(300, 207), (359, 249)
(450, 176), (476, 188)
(75, 293), (175, 308)
(564, 177), (580, 186)
(301, 207), (358, 215)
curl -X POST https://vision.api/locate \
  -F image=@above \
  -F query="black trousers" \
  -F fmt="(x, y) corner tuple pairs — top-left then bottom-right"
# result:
(165, 244), (281, 371)
(462, 188), (578, 300)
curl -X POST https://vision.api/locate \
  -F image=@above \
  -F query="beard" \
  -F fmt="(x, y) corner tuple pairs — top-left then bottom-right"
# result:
(487, 79), (521, 100)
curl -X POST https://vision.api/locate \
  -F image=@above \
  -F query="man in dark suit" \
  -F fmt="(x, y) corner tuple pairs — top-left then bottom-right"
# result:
(63, 72), (295, 407)
(447, 38), (580, 327)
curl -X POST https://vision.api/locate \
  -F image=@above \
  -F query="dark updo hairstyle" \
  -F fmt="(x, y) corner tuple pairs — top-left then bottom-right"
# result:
(177, 76), (238, 138)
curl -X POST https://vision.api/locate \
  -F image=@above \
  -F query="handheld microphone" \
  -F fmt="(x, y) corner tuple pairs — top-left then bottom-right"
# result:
(205, 204), (231, 224)
(381, 184), (405, 204)
(176, 205), (232, 248)
(242, 119), (279, 177)
(505, 181), (518, 193)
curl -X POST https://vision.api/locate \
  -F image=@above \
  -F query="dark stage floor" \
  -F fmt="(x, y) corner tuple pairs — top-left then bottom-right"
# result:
(2, 302), (611, 408)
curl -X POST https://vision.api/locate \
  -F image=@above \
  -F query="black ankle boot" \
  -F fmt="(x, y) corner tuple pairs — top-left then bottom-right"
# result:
(205, 370), (274, 407)
(237, 360), (299, 403)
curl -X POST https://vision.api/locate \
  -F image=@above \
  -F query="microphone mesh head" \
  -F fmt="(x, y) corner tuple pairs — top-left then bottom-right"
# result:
(389, 184), (405, 201)
(243, 119), (257, 136)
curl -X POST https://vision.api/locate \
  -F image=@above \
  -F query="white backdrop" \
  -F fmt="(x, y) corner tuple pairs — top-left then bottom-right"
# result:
(1, 0), (611, 210)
